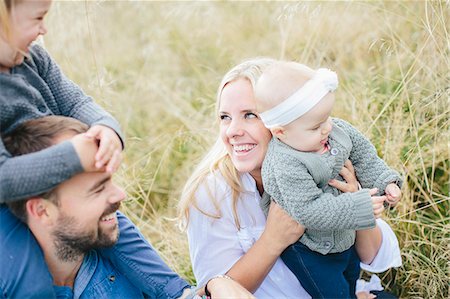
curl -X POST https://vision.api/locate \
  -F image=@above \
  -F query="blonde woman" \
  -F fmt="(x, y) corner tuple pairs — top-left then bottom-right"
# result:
(179, 58), (401, 298)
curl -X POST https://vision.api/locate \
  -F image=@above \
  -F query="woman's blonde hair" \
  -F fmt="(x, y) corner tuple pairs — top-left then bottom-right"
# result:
(178, 57), (276, 230)
(0, 0), (15, 42)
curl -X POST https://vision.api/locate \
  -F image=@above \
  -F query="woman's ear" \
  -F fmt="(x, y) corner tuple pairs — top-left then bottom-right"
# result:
(270, 126), (286, 140)
(26, 199), (56, 226)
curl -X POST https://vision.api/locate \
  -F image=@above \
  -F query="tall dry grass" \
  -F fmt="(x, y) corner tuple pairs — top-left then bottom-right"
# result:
(44, 1), (448, 297)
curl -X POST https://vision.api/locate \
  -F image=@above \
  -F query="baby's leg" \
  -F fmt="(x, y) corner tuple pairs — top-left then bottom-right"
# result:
(281, 242), (356, 298)
(0, 205), (56, 298)
(344, 246), (362, 297)
(99, 211), (190, 298)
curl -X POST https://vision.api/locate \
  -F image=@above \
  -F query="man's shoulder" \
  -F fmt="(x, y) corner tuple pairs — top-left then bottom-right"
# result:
(76, 250), (144, 298)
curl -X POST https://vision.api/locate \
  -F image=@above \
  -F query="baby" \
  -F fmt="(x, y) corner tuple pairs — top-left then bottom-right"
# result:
(255, 61), (402, 298)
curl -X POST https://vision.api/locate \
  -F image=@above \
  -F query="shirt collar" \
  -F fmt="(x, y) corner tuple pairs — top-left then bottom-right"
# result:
(73, 250), (98, 298)
(240, 172), (259, 193)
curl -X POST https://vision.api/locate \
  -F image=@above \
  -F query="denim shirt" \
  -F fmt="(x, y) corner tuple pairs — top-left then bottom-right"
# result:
(53, 250), (146, 299)
(0, 210), (190, 299)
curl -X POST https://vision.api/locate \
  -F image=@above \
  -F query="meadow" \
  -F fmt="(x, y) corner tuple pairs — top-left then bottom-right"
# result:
(44, 1), (449, 297)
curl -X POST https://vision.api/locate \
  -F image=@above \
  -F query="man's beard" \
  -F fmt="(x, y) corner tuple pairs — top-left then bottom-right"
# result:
(52, 203), (121, 262)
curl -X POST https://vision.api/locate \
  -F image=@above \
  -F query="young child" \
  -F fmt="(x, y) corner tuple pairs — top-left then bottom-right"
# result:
(254, 61), (402, 298)
(0, 0), (189, 298)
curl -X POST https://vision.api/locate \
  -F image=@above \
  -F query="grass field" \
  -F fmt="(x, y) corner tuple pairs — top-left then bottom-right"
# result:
(44, 1), (449, 297)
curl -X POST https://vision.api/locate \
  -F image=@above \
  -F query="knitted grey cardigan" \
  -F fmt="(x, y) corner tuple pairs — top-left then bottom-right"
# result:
(261, 118), (402, 254)
(0, 44), (123, 203)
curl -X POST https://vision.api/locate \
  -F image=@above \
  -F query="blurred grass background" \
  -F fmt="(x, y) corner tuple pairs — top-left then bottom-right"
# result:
(44, 1), (448, 297)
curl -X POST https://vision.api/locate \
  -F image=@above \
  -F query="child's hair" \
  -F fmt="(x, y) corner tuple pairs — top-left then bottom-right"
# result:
(255, 61), (316, 113)
(0, 0), (15, 41)
(2, 116), (89, 223)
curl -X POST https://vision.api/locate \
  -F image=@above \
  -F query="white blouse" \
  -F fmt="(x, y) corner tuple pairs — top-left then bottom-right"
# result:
(187, 173), (401, 298)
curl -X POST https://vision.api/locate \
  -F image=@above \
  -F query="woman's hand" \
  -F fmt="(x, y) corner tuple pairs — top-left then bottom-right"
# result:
(261, 202), (305, 256)
(328, 160), (359, 192)
(206, 276), (256, 299)
(225, 201), (304, 293)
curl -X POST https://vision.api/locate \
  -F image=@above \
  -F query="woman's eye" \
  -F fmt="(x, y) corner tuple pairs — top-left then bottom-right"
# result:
(220, 114), (231, 121)
(245, 112), (257, 119)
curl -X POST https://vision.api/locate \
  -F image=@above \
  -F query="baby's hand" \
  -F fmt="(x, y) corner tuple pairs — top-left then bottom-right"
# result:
(369, 188), (385, 219)
(85, 125), (122, 173)
(385, 183), (401, 207)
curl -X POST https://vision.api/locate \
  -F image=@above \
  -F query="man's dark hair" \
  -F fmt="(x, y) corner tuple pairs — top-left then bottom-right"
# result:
(3, 116), (89, 223)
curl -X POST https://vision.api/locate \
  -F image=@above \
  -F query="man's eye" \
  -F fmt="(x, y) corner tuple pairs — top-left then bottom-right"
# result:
(245, 113), (257, 119)
(95, 185), (106, 193)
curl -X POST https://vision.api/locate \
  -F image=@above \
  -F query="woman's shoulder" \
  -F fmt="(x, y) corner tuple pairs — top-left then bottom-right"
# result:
(192, 171), (255, 215)
(192, 171), (233, 213)
(202, 171), (232, 194)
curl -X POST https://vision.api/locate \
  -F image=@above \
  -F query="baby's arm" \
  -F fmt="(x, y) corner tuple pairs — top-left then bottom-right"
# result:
(385, 183), (402, 206)
(333, 118), (402, 195)
(266, 160), (377, 231)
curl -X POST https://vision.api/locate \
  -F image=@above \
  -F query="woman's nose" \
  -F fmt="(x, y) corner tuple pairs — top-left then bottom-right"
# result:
(226, 119), (245, 138)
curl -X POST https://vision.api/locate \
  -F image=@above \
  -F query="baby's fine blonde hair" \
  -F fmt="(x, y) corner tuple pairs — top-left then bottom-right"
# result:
(255, 61), (316, 113)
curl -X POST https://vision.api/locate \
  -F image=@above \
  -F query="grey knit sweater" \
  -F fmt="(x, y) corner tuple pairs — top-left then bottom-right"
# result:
(0, 44), (123, 203)
(261, 118), (402, 254)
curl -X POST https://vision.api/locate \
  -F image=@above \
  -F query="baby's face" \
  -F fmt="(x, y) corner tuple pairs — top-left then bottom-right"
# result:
(281, 93), (335, 153)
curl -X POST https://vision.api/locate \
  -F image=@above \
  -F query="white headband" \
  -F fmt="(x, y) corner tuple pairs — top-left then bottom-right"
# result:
(259, 68), (338, 129)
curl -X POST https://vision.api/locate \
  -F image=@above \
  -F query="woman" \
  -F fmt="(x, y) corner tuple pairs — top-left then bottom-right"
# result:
(179, 58), (401, 298)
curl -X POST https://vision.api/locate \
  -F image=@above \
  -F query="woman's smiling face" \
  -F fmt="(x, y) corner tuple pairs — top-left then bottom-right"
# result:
(219, 78), (272, 180)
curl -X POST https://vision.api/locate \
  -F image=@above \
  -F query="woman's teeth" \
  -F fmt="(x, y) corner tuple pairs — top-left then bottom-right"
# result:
(233, 144), (256, 152)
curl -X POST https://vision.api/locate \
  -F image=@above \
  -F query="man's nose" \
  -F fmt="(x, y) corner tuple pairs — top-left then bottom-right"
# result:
(110, 185), (126, 204)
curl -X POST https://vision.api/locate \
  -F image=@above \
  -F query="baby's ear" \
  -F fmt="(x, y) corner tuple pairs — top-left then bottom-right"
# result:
(270, 126), (286, 140)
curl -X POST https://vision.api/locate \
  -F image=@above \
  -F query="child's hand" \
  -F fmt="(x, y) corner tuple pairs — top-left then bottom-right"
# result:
(385, 183), (401, 207)
(369, 188), (385, 219)
(71, 133), (101, 172)
(85, 125), (122, 173)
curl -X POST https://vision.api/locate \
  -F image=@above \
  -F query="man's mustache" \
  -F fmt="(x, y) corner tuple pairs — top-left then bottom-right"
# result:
(101, 202), (121, 218)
